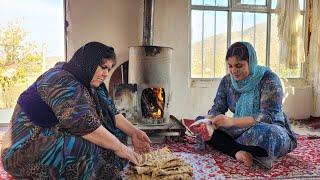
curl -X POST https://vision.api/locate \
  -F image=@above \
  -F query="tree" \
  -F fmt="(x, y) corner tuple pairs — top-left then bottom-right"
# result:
(0, 19), (43, 108)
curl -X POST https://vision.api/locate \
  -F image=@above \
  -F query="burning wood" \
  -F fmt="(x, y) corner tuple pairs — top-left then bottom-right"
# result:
(141, 88), (165, 119)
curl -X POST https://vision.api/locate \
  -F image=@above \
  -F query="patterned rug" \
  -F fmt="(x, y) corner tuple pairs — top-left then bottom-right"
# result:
(1, 135), (320, 179)
(152, 135), (320, 179)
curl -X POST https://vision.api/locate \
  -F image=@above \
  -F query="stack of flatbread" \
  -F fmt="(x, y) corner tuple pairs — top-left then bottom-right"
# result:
(127, 147), (193, 180)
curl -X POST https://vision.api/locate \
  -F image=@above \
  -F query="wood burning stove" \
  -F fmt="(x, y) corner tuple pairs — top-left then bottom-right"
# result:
(113, 0), (185, 141)
(129, 46), (172, 125)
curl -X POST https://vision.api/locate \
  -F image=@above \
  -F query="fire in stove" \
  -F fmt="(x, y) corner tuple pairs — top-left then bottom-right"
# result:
(128, 45), (171, 125)
(141, 88), (165, 119)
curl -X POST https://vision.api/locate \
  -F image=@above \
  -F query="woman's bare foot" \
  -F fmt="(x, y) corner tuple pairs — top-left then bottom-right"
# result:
(235, 151), (253, 167)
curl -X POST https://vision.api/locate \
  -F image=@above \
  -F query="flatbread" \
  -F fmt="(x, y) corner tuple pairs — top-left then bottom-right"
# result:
(152, 165), (193, 177)
(128, 147), (193, 180)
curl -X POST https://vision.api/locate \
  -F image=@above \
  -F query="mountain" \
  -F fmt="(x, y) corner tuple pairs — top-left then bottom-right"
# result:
(191, 18), (280, 78)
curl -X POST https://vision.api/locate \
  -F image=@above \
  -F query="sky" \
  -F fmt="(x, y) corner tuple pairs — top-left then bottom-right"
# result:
(0, 0), (64, 57)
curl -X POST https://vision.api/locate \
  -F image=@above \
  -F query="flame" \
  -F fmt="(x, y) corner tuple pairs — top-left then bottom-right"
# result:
(151, 108), (162, 119)
(150, 88), (164, 119)
(142, 87), (165, 119)
(157, 88), (164, 101)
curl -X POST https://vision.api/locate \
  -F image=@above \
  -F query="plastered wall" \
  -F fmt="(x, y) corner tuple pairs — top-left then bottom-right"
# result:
(67, 0), (314, 119)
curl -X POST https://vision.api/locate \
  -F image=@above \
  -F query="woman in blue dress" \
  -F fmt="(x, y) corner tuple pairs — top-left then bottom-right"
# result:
(1, 42), (151, 179)
(196, 41), (297, 169)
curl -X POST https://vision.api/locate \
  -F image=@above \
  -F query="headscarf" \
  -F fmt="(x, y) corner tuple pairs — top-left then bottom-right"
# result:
(62, 41), (116, 90)
(229, 41), (270, 117)
(63, 41), (116, 119)
(17, 42), (116, 128)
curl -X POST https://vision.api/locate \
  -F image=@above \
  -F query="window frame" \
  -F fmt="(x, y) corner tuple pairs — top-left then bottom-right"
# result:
(189, 0), (306, 80)
(0, 0), (67, 127)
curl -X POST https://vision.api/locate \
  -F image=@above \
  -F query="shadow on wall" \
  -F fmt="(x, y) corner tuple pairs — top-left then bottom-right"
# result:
(109, 61), (129, 97)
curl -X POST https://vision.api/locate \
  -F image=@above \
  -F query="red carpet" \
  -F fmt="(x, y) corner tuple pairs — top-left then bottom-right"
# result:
(1, 135), (320, 179)
(152, 135), (320, 179)
(213, 135), (320, 179)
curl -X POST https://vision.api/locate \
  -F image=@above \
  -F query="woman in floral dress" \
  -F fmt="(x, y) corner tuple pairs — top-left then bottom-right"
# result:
(1, 42), (151, 179)
(196, 41), (297, 169)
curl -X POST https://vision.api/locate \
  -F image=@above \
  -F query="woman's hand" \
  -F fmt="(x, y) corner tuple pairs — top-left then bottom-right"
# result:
(131, 129), (151, 154)
(114, 143), (140, 165)
(210, 114), (234, 128)
(114, 114), (151, 153)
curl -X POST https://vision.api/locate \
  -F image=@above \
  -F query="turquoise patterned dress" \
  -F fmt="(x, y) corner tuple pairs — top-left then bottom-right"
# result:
(206, 71), (297, 167)
(1, 67), (127, 179)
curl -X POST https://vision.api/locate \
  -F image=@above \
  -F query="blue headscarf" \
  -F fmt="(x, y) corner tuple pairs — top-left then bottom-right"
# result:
(230, 42), (269, 117)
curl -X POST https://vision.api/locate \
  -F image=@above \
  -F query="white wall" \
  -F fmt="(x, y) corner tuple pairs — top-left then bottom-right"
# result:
(281, 79), (312, 119)
(67, 0), (314, 120)
(153, 0), (194, 118)
(67, 0), (143, 84)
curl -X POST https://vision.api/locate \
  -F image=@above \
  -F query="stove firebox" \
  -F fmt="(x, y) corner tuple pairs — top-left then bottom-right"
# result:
(129, 46), (172, 125)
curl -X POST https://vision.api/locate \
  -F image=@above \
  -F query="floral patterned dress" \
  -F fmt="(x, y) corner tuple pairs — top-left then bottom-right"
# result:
(1, 67), (126, 179)
(207, 71), (297, 166)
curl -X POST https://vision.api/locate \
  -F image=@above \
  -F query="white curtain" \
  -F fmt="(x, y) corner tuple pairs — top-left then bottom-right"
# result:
(305, 0), (320, 116)
(276, 0), (303, 69)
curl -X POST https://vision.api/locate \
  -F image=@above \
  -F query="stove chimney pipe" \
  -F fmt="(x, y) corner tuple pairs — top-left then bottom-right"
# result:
(143, 0), (154, 46)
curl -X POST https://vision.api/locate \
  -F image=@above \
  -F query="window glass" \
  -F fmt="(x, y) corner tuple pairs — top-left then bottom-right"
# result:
(214, 11), (228, 78)
(191, 10), (204, 78)
(0, 0), (64, 124)
(203, 11), (215, 78)
(191, 0), (304, 78)
(192, 0), (203, 5)
(241, 0), (266, 6)
(203, 0), (228, 6)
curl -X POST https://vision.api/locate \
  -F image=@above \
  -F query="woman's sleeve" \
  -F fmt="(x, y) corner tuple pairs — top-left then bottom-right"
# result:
(253, 72), (285, 124)
(208, 76), (229, 116)
(37, 71), (102, 136)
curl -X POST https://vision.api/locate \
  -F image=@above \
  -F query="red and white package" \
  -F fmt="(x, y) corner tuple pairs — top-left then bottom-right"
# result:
(189, 119), (216, 141)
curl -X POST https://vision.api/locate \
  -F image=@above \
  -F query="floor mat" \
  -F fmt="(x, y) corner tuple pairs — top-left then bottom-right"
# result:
(151, 135), (320, 179)
(1, 135), (320, 179)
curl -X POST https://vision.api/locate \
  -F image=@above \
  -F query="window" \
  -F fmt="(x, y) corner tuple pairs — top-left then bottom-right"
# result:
(190, 0), (305, 78)
(0, 0), (65, 125)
